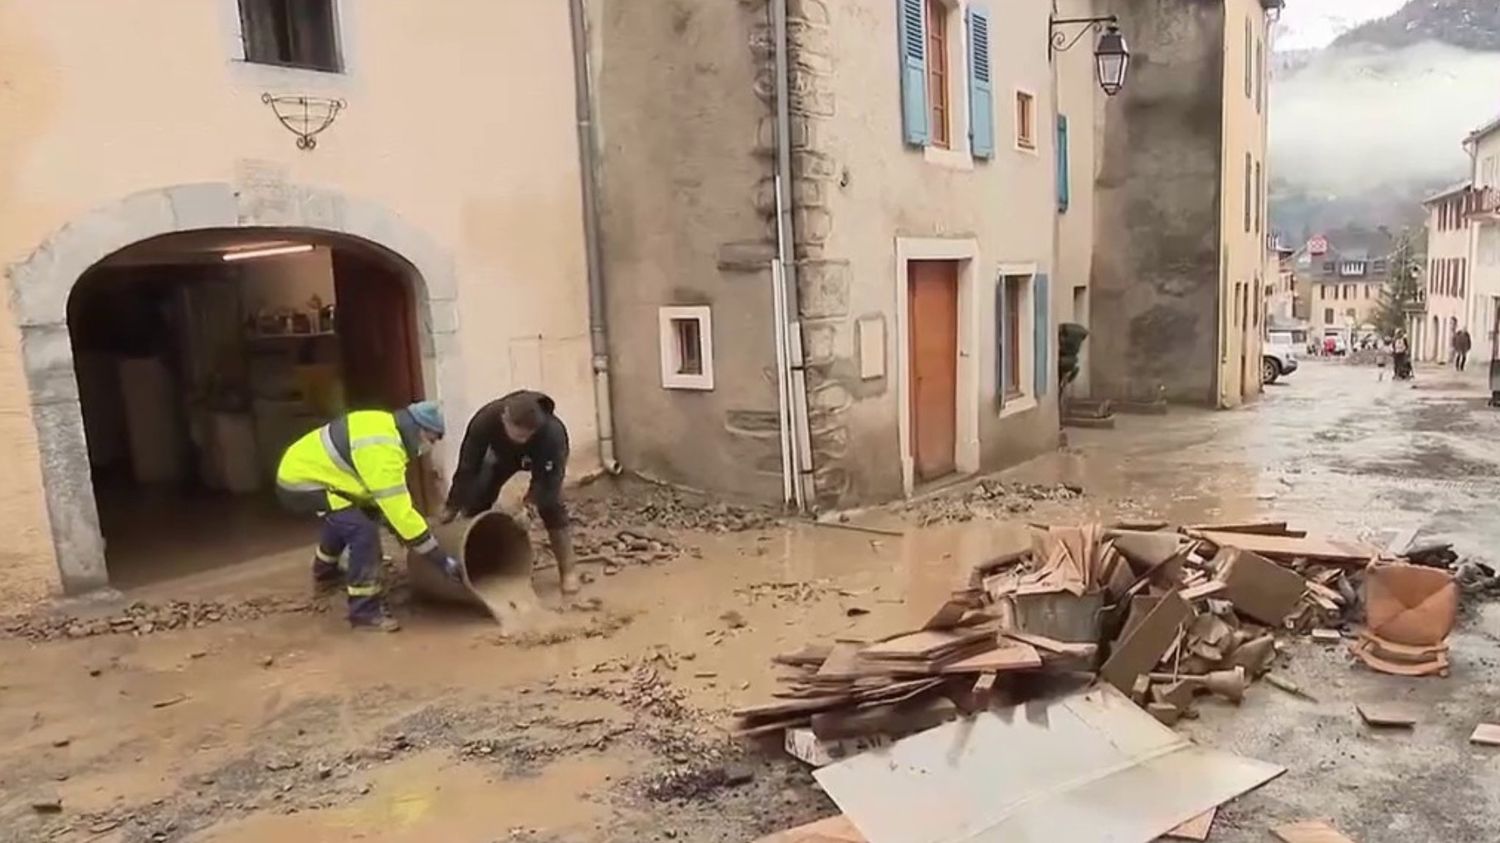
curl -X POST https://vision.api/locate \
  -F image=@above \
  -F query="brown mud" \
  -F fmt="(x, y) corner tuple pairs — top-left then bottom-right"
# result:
(3, 361), (1500, 842)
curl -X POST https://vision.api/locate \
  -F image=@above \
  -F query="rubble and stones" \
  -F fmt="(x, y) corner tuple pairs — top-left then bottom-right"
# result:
(897, 480), (1085, 526)
(1, 597), (325, 643)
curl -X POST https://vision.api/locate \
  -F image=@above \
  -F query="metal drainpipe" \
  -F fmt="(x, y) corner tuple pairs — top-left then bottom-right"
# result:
(567, 0), (621, 474)
(772, 0), (817, 511)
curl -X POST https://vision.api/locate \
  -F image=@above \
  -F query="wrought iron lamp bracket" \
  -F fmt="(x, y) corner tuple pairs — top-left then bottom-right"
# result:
(1049, 15), (1119, 56)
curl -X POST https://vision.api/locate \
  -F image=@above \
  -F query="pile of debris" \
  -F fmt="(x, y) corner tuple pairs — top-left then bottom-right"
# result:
(734, 520), (1458, 739)
(898, 481), (1084, 526)
(740, 520), (1461, 842)
(570, 480), (781, 534)
(2, 597), (324, 643)
(571, 530), (684, 570)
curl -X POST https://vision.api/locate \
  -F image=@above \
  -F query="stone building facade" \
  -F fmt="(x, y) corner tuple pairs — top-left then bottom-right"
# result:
(1090, 0), (1273, 407)
(592, 0), (1079, 507)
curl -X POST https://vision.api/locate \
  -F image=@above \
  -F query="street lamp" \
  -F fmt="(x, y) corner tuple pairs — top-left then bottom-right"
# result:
(1050, 16), (1132, 97)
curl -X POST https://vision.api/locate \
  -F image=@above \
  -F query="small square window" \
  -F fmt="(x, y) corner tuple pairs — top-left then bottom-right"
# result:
(1015, 91), (1036, 151)
(239, 0), (342, 73)
(658, 306), (714, 390)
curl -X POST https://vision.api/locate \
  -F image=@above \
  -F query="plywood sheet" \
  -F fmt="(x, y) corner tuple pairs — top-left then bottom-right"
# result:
(937, 641), (1043, 674)
(1271, 819), (1357, 843)
(1199, 531), (1376, 563)
(1162, 807), (1215, 840)
(815, 685), (1284, 843)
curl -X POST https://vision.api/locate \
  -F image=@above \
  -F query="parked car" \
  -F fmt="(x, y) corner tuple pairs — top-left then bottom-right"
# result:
(1264, 331), (1301, 385)
(1320, 329), (1349, 357)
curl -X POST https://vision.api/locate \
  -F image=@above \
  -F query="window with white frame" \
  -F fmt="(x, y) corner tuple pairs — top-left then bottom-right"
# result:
(1014, 91), (1037, 151)
(238, 0), (342, 72)
(658, 306), (714, 390)
(999, 274), (1033, 400)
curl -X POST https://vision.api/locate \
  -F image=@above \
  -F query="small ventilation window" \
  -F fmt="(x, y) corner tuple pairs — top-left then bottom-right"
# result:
(658, 306), (714, 390)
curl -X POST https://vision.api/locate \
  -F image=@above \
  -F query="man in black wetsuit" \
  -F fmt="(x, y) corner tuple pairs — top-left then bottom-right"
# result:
(440, 391), (578, 594)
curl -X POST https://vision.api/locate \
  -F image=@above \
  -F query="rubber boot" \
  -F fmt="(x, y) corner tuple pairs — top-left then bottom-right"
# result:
(550, 528), (581, 595)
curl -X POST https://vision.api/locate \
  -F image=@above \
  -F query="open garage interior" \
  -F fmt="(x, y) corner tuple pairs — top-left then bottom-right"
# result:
(67, 230), (428, 588)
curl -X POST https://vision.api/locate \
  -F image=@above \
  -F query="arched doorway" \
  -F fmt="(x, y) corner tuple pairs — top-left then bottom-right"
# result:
(66, 230), (427, 586)
(10, 183), (465, 594)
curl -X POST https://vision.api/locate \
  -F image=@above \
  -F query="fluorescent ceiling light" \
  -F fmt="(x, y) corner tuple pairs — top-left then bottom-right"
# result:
(221, 244), (314, 262)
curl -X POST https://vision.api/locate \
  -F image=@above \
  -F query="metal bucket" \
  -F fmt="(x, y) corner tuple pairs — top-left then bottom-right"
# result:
(407, 511), (539, 628)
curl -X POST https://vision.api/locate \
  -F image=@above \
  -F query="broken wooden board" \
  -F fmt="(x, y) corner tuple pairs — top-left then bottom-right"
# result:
(815, 685), (1285, 843)
(861, 628), (994, 660)
(1189, 521), (1305, 537)
(1270, 819), (1357, 843)
(1356, 701), (1420, 728)
(753, 815), (867, 843)
(1102, 590), (1193, 693)
(784, 728), (892, 768)
(1162, 807), (1216, 840)
(1198, 530), (1375, 564)
(1217, 548), (1307, 626)
(937, 640), (1043, 674)
(1469, 724), (1500, 746)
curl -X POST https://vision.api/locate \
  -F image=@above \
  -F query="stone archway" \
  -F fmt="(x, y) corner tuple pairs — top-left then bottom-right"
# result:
(6, 182), (465, 594)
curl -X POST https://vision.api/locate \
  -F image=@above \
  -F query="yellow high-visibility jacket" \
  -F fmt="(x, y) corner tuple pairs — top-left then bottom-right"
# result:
(275, 410), (438, 555)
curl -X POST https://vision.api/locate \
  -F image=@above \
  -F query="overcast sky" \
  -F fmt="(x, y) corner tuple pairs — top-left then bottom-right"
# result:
(1273, 0), (1410, 52)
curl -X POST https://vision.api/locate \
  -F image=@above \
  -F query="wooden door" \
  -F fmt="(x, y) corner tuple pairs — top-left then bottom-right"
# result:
(908, 261), (959, 482)
(331, 247), (436, 508)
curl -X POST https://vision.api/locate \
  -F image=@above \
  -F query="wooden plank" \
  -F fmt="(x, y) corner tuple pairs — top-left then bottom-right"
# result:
(861, 628), (993, 660)
(817, 643), (867, 680)
(1271, 819), (1357, 843)
(938, 640), (1042, 674)
(734, 694), (855, 720)
(1101, 591), (1192, 693)
(1189, 520), (1303, 537)
(1180, 580), (1226, 603)
(1470, 723), (1500, 746)
(1356, 702), (1420, 727)
(1162, 807), (1215, 840)
(1198, 531), (1375, 563)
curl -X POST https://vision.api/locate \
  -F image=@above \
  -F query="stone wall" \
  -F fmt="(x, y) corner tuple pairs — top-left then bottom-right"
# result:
(1091, 0), (1227, 405)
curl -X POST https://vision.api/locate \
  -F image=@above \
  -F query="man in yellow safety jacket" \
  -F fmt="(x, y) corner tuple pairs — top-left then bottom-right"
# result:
(275, 401), (457, 632)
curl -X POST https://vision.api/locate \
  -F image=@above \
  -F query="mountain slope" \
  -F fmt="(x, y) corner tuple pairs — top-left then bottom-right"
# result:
(1334, 0), (1500, 51)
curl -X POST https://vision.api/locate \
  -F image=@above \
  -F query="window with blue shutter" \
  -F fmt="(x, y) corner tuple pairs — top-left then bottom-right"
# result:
(1033, 273), (1050, 397)
(967, 5), (994, 159)
(1056, 116), (1071, 213)
(897, 0), (929, 146)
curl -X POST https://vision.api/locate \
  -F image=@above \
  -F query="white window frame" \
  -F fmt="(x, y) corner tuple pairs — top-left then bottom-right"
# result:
(922, 0), (974, 170)
(658, 306), (715, 391)
(218, 0), (358, 88)
(996, 264), (1038, 419)
(1013, 88), (1038, 155)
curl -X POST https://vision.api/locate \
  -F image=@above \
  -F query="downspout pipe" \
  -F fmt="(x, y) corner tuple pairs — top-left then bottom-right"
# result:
(772, 0), (817, 511)
(567, 0), (621, 474)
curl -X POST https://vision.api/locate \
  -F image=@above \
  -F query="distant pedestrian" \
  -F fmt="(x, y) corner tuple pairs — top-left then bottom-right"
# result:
(1453, 328), (1472, 372)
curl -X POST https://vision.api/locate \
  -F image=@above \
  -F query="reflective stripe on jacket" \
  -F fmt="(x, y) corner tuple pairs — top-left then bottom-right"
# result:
(275, 410), (437, 552)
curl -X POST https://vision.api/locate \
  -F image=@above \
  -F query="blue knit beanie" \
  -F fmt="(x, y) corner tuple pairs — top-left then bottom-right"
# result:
(406, 401), (446, 436)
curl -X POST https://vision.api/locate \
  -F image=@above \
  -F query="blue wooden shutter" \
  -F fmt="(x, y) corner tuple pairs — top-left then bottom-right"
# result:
(994, 275), (1006, 409)
(967, 5), (994, 158)
(1056, 115), (1071, 213)
(897, 0), (929, 146)
(1033, 273), (1051, 397)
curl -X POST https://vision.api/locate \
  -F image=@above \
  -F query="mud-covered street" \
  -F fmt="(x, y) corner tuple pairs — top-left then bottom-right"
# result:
(4, 359), (1500, 843)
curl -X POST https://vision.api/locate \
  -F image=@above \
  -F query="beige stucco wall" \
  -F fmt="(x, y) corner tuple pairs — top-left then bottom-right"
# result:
(1217, 0), (1270, 405)
(1054, 0), (1105, 399)
(589, 0), (781, 502)
(0, 0), (594, 608)
(1469, 131), (1500, 357)
(1422, 192), (1473, 362)
(821, 0), (1060, 500)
